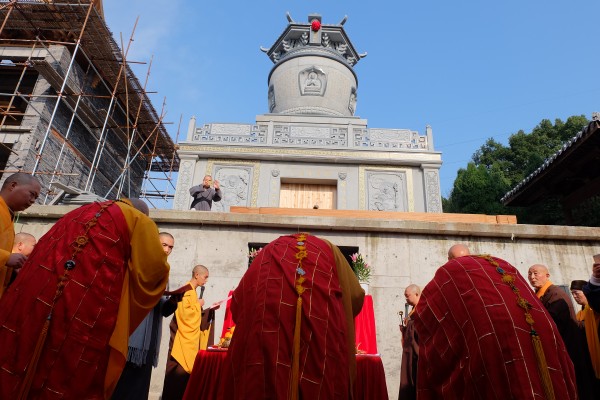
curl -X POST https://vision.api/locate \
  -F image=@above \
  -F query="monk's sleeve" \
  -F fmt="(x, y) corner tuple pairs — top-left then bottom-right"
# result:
(123, 210), (170, 330)
(105, 203), (169, 398)
(326, 240), (365, 384)
(0, 204), (14, 298)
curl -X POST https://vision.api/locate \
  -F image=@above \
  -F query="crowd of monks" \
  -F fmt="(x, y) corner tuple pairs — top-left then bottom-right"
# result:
(1, 171), (599, 400)
(399, 244), (600, 400)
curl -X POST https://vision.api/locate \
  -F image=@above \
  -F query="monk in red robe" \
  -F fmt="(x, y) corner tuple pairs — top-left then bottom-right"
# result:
(221, 233), (364, 399)
(414, 246), (577, 400)
(0, 199), (169, 399)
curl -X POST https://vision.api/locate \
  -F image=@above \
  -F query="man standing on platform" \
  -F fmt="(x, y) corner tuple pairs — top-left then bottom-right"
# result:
(189, 175), (221, 211)
(528, 264), (591, 398)
(0, 172), (40, 298)
(414, 246), (577, 399)
(0, 198), (170, 399)
(399, 284), (420, 400)
(112, 232), (175, 400)
(221, 233), (364, 399)
(162, 264), (217, 400)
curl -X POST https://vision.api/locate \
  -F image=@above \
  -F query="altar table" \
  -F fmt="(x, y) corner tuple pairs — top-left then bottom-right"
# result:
(182, 350), (388, 400)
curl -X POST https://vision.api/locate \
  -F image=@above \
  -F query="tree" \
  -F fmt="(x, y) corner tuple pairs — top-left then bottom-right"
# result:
(444, 115), (591, 225)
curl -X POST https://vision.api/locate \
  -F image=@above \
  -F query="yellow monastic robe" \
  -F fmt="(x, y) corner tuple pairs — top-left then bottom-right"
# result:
(577, 305), (600, 379)
(105, 200), (171, 398)
(0, 196), (15, 299)
(171, 283), (202, 373)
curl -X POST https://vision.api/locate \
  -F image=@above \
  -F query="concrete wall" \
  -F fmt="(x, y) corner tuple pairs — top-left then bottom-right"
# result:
(15, 205), (600, 399)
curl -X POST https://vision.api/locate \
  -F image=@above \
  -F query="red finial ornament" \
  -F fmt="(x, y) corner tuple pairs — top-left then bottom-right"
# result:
(311, 20), (321, 32)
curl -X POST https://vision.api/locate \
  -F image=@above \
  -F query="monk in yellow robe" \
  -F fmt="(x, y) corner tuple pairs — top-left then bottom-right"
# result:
(0, 172), (41, 298)
(0, 199), (169, 399)
(162, 264), (217, 400)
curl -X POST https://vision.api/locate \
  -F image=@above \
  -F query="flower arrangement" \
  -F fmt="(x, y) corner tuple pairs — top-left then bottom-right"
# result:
(248, 247), (263, 264)
(351, 253), (371, 283)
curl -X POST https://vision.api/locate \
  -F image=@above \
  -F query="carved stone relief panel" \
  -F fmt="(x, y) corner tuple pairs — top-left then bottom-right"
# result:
(174, 160), (194, 210)
(365, 171), (408, 212)
(353, 128), (428, 150)
(211, 166), (252, 212)
(424, 170), (442, 213)
(298, 66), (327, 96)
(272, 124), (347, 147)
(205, 160), (260, 211)
(193, 123), (268, 144)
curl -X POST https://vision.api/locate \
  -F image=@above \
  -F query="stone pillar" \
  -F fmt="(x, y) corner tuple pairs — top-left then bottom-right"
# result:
(421, 164), (442, 213)
(172, 155), (197, 210)
(186, 116), (196, 142)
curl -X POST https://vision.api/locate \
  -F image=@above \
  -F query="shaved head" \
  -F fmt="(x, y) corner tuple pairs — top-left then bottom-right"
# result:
(12, 232), (37, 257)
(404, 284), (421, 306)
(128, 198), (149, 216)
(528, 264), (550, 289)
(0, 172), (41, 212)
(405, 284), (421, 296)
(192, 264), (208, 277)
(2, 172), (38, 189)
(448, 244), (470, 260)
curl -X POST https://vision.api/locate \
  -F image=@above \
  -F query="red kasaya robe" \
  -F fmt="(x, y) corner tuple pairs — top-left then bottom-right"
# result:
(221, 233), (364, 400)
(414, 255), (577, 400)
(0, 200), (169, 399)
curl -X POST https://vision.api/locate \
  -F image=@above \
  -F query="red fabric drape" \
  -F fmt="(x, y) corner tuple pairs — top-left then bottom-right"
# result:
(354, 295), (378, 354)
(182, 350), (227, 400)
(354, 354), (389, 400)
(220, 290), (235, 338)
(182, 351), (388, 400)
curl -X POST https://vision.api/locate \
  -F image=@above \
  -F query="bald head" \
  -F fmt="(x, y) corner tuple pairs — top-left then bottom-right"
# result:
(405, 284), (421, 307)
(128, 198), (149, 216)
(159, 232), (174, 256)
(1, 172), (38, 189)
(12, 232), (36, 257)
(192, 264), (209, 288)
(448, 244), (470, 260)
(0, 172), (41, 212)
(528, 264), (550, 289)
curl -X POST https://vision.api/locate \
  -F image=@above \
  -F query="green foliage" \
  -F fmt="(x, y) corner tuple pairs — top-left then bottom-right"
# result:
(444, 115), (593, 225)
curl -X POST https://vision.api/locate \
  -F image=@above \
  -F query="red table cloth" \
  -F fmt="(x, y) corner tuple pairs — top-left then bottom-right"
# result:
(354, 294), (378, 354)
(182, 350), (388, 400)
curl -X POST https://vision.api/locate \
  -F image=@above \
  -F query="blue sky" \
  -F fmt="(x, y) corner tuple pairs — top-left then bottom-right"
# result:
(103, 1), (600, 199)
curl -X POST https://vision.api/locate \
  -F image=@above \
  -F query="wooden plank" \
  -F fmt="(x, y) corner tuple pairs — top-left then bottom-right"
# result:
(229, 207), (518, 225)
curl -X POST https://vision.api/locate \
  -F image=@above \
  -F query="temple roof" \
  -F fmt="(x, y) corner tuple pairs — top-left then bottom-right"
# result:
(501, 116), (600, 208)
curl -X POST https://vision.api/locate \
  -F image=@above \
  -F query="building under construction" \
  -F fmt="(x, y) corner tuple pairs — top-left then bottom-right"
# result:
(0, 0), (179, 206)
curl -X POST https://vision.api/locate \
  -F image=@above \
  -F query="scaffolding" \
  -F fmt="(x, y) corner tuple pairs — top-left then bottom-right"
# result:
(0, 0), (180, 208)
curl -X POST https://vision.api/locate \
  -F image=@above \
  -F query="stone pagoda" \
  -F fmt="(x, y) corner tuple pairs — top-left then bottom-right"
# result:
(173, 13), (442, 212)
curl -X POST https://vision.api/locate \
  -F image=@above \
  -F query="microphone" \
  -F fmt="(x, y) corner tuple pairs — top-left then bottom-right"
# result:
(199, 286), (205, 299)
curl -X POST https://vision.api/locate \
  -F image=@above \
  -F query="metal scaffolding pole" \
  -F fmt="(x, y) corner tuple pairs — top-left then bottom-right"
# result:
(116, 53), (154, 198)
(85, 17), (138, 192)
(1, 0), (180, 206)
(31, 0), (96, 176)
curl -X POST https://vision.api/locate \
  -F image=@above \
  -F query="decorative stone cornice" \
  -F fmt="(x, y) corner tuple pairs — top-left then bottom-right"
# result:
(261, 14), (366, 68)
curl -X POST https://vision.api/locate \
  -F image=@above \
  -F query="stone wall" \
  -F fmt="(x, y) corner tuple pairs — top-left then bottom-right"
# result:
(14, 205), (600, 399)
